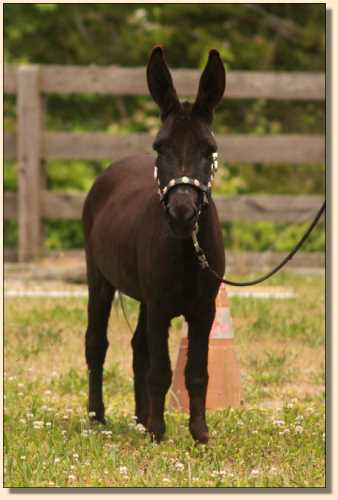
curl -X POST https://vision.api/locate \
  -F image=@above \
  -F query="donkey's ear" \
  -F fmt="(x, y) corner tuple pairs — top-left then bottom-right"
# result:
(147, 46), (180, 121)
(193, 50), (226, 123)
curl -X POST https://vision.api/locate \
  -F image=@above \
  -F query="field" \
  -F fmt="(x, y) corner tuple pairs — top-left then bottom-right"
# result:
(4, 271), (325, 488)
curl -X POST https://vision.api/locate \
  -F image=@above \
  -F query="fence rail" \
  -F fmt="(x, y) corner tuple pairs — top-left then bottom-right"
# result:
(4, 192), (324, 224)
(4, 64), (325, 265)
(4, 64), (325, 99)
(4, 132), (324, 164)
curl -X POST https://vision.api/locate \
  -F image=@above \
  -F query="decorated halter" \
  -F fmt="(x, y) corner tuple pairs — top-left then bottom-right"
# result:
(154, 152), (218, 210)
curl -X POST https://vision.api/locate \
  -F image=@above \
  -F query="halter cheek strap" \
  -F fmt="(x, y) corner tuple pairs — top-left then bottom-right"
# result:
(154, 152), (218, 210)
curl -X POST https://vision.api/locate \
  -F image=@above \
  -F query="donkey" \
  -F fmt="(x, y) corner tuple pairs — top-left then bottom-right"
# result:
(82, 46), (226, 444)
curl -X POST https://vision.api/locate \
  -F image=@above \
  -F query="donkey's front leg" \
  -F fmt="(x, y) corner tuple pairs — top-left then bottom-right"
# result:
(146, 305), (172, 442)
(185, 303), (216, 444)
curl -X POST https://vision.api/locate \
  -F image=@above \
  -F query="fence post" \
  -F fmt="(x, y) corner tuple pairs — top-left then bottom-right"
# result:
(17, 65), (43, 261)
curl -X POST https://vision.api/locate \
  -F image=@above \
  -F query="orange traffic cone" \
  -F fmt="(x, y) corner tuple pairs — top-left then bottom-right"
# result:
(169, 284), (242, 412)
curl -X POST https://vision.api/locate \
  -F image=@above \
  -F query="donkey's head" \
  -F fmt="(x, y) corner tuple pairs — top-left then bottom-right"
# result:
(147, 46), (226, 239)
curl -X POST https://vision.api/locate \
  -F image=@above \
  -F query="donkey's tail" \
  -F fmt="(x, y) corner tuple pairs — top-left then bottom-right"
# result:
(117, 291), (134, 334)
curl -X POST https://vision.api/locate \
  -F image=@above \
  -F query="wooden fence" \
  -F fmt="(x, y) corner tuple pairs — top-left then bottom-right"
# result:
(4, 64), (325, 267)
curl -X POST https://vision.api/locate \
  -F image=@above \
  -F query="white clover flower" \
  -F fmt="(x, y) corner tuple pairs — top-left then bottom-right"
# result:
(250, 468), (259, 477)
(119, 466), (128, 475)
(54, 457), (61, 463)
(273, 419), (285, 427)
(88, 411), (96, 417)
(295, 425), (303, 434)
(68, 474), (76, 481)
(295, 415), (304, 422)
(33, 420), (44, 429)
(73, 453), (79, 459)
(174, 461), (184, 472)
(135, 423), (146, 433)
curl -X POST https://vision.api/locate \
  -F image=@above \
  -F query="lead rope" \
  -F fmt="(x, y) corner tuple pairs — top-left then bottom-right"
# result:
(192, 200), (326, 287)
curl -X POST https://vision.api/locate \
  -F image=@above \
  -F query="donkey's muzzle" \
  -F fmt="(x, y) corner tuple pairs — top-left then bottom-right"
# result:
(166, 188), (199, 239)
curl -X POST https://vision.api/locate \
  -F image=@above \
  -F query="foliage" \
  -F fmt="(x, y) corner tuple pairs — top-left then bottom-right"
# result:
(4, 3), (325, 252)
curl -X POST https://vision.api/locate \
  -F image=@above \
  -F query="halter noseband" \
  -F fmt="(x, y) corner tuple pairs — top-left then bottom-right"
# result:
(154, 152), (218, 212)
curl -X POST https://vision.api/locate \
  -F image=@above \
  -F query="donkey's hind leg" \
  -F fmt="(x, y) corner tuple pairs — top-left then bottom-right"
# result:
(131, 303), (149, 427)
(85, 264), (114, 424)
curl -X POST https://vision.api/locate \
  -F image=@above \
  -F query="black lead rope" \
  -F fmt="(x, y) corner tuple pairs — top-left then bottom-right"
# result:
(192, 200), (326, 287)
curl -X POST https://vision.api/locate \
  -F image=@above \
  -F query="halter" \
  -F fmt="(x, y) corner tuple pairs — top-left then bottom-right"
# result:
(154, 152), (218, 212)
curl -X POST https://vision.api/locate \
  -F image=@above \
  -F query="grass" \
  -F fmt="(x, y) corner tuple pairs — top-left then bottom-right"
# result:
(4, 272), (325, 488)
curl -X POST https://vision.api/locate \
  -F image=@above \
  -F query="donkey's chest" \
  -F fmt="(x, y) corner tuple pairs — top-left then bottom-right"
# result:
(158, 257), (206, 313)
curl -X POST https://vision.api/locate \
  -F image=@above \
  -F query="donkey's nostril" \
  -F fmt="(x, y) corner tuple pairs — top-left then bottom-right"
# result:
(167, 204), (196, 224)
(185, 209), (197, 222)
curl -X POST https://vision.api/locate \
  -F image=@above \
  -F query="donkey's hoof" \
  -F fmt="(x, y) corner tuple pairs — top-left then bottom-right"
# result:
(190, 419), (209, 444)
(88, 408), (106, 424)
(194, 430), (209, 444)
(147, 420), (165, 443)
(149, 431), (165, 444)
(136, 414), (149, 429)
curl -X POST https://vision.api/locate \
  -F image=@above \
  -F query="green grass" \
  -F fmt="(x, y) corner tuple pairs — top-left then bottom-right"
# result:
(4, 272), (325, 488)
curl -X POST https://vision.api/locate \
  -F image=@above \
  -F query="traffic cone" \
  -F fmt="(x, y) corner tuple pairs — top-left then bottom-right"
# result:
(169, 283), (242, 412)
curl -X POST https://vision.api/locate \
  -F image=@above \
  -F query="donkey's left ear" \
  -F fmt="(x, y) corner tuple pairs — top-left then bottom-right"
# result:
(193, 50), (226, 123)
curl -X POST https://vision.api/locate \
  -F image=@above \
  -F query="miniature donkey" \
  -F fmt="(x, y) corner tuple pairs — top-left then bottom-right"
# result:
(82, 47), (226, 444)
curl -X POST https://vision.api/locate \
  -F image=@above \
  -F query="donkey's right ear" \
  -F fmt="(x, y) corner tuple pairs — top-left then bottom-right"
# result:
(147, 46), (180, 121)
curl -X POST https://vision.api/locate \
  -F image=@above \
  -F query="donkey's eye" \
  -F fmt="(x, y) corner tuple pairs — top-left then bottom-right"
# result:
(201, 145), (216, 159)
(203, 152), (215, 164)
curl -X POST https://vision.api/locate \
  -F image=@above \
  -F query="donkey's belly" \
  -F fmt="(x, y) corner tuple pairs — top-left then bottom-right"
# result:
(83, 154), (161, 301)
